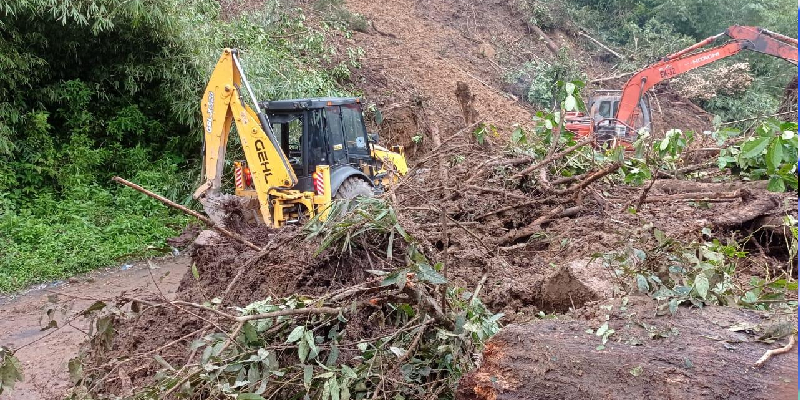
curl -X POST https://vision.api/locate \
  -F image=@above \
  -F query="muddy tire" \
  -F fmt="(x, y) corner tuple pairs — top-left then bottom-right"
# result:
(334, 177), (373, 200)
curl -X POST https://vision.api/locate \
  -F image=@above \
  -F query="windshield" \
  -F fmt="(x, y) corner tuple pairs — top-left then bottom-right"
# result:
(324, 104), (369, 162)
(341, 104), (368, 153)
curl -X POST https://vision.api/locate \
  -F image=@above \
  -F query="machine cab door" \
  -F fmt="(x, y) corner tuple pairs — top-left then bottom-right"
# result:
(324, 103), (371, 166)
(324, 106), (349, 166)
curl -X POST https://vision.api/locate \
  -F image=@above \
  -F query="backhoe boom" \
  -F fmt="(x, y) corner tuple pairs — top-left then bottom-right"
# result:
(194, 49), (298, 223)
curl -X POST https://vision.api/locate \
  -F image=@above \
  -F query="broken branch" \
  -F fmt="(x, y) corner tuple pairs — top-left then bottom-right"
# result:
(754, 335), (797, 368)
(513, 135), (595, 179)
(112, 176), (261, 251)
(639, 190), (746, 204)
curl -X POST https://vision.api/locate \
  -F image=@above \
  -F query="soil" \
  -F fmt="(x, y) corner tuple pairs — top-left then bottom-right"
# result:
(0, 255), (190, 400)
(2, 0), (797, 399)
(342, 0), (540, 152)
(457, 297), (799, 400)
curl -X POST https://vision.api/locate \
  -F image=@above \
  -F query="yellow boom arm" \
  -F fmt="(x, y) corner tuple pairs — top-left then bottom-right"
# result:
(194, 49), (298, 221)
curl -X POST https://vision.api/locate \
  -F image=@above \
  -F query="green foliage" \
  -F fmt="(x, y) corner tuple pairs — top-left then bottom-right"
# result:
(0, 164), (191, 292)
(716, 119), (798, 192)
(0, 0), (346, 291)
(701, 79), (781, 123)
(306, 197), (412, 258)
(597, 227), (797, 314)
(0, 348), (23, 395)
(514, 0), (573, 31)
(505, 52), (586, 109)
(314, 0), (370, 33)
(126, 199), (503, 399)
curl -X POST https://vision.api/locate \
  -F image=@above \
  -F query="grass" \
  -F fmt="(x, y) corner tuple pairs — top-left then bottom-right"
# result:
(0, 170), (191, 293)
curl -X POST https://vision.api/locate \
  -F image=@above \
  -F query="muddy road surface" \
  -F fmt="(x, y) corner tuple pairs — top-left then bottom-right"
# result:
(0, 256), (190, 400)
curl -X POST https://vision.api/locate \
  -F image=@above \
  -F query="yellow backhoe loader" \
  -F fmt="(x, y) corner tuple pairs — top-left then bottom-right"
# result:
(193, 48), (408, 227)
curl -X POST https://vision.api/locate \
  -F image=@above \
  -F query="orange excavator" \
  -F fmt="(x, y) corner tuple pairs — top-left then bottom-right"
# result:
(565, 25), (798, 144)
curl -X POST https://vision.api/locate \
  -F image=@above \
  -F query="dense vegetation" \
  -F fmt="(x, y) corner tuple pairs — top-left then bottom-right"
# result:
(0, 0), (348, 291)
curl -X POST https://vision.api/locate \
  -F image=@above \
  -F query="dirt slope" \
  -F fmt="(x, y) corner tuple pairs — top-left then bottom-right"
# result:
(344, 0), (539, 150)
(0, 256), (189, 400)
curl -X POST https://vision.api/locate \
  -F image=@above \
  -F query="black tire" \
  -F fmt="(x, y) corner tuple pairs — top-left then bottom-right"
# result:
(334, 177), (373, 200)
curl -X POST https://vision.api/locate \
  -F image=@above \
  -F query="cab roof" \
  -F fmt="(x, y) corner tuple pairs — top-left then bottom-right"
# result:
(260, 97), (362, 111)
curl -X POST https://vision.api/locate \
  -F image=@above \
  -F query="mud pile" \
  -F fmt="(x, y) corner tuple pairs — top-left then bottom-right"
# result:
(457, 298), (799, 400)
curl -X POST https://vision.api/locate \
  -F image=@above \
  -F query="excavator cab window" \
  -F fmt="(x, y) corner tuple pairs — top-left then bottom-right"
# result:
(597, 101), (612, 119)
(341, 104), (370, 157)
(324, 103), (371, 165)
(324, 106), (349, 166)
(268, 113), (304, 176)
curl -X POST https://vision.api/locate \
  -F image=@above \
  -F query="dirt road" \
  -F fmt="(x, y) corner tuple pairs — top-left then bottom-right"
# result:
(0, 256), (190, 400)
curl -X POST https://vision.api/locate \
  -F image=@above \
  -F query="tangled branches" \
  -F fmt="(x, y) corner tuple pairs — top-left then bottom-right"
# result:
(70, 198), (501, 400)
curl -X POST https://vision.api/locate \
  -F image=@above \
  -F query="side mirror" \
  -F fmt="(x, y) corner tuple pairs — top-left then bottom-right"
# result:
(368, 132), (379, 143)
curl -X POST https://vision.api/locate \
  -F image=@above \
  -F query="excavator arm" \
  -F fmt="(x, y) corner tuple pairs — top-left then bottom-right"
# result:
(194, 49), (298, 221)
(615, 26), (798, 129)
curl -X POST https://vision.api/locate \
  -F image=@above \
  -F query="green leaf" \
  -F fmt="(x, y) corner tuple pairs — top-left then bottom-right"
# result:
(595, 322), (609, 337)
(68, 357), (82, 384)
(636, 274), (649, 293)
(303, 365), (313, 391)
(380, 270), (402, 287)
(565, 82), (576, 95)
(330, 377), (340, 400)
(742, 291), (758, 303)
(511, 127), (526, 144)
(326, 343), (340, 366)
(739, 137), (771, 159)
(767, 176), (786, 192)
(153, 355), (174, 371)
(766, 139), (783, 171)
(668, 298), (678, 316)
(416, 263), (447, 284)
(304, 331), (318, 360)
(389, 346), (407, 358)
(322, 379), (331, 400)
(659, 137), (670, 151)
(341, 364), (357, 379)
(694, 274), (709, 300)
(247, 365), (260, 390)
(298, 337), (309, 362)
(242, 322), (259, 344)
(341, 384), (351, 400)
(564, 95), (577, 111)
(81, 300), (107, 316)
(286, 326), (305, 343)
(191, 262), (199, 280)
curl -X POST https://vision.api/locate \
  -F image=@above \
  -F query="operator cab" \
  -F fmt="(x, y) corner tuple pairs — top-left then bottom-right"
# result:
(259, 97), (379, 193)
(589, 90), (652, 140)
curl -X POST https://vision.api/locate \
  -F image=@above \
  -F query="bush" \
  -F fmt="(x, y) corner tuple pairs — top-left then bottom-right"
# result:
(506, 51), (585, 109)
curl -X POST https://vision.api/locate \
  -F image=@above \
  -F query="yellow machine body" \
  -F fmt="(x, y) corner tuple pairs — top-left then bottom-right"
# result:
(195, 49), (407, 227)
